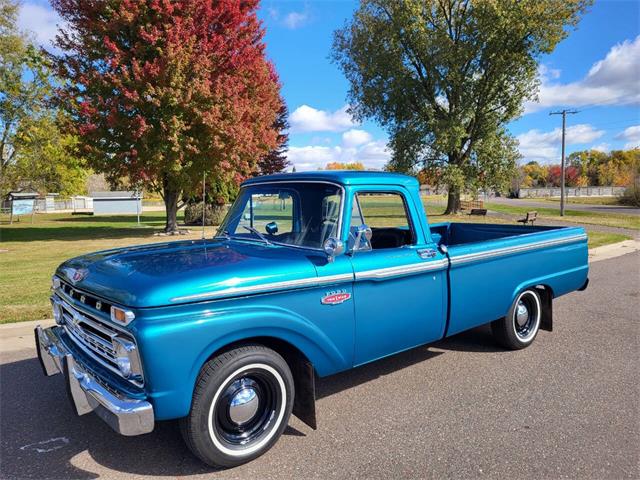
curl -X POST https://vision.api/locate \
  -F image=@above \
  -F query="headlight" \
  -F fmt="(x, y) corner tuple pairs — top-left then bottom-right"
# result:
(51, 276), (61, 290)
(51, 300), (63, 325)
(113, 336), (142, 379)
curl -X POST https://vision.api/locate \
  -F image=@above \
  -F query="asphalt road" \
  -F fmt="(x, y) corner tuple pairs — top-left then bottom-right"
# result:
(489, 197), (640, 216)
(1, 253), (639, 480)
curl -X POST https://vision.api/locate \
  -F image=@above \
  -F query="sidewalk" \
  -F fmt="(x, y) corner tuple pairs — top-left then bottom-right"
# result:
(0, 319), (54, 353)
(588, 239), (640, 263)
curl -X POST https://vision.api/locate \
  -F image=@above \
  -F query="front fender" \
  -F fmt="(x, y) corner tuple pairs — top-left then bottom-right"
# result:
(134, 302), (350, 420)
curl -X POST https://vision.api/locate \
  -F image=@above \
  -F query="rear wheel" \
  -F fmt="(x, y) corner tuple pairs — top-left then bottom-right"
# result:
(180, 345), (294, 468)
(491, 289), (542, 350)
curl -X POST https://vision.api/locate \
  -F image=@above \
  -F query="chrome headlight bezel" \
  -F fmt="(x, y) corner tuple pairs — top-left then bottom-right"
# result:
(113, 336), (143, 380)
(51, 299), (63, 325)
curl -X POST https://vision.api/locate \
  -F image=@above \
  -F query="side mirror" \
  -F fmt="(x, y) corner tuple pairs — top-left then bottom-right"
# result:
(265, 221), (278, 235)
(359, 224), (373, 242)
(323, 237), (344, 263)
(351, 224), (372, 255)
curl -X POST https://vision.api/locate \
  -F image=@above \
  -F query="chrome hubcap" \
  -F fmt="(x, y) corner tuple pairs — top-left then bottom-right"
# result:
(213, 369), (281, 448)
(515, 301), (529, 327)
(228, 385), (259, 425)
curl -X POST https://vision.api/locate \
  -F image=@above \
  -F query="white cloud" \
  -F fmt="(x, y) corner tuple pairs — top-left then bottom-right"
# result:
(286, 130), (391, 171)
(283, 11), (309, 29)
(591, 143), (610, 153)
(525, 36), (640, 113)
(289, 105), (357, 133)
(615, 125), (640, 149)
(18, 2), (63, 49)
(517, 124), (605, 163)
(268, 6), (310, 29)
(342, 129), (372, 147)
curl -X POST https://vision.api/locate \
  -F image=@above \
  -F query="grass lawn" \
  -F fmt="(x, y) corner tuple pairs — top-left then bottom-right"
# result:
(586, 232), (632, 249)
(0, 213), (217, 324)
(536, 196), (622, 206)
(0, 204), (632, 324)
(484, 202), (640, 230)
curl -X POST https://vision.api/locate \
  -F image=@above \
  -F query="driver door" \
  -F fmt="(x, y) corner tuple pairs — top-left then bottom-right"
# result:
(348, 189), (447, 366)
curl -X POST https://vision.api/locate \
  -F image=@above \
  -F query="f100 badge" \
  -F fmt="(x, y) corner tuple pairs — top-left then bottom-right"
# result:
(321, 290), (351, 305)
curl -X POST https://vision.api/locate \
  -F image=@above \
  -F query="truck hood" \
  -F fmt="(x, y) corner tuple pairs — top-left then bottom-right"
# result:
(55, 239), (321, 308)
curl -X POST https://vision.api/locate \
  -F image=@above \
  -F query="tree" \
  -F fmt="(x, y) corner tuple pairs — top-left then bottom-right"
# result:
(520, 161), (549, 187)
(11, 112), (88, 195)
(0, 0), (51, 192)
(325, 162), (365, 170)
(332, 0), (591, 213)
(51, 0), (282, 232)
(568, 148), (639, 186)
(257, 100), (290, 175)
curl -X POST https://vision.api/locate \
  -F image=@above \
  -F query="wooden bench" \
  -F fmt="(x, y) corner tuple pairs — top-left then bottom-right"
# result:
(460, 199), (484, 211)
(517, 211), (538, 225)
(469, 208), (487, 216)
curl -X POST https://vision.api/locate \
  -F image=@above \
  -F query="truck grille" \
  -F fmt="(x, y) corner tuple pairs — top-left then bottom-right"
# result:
(53, 283), (142, 386)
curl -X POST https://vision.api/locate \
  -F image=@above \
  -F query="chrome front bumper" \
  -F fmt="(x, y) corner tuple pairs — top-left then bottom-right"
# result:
(35, 325), (154, 436)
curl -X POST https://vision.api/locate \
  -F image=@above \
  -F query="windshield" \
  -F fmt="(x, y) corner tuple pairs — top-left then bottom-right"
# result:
(217, 182), (342, 250)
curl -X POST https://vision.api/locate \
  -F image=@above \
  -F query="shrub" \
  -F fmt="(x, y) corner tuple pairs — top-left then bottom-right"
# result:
(183, 202), (227, 226)
(618, 178), (640, 207)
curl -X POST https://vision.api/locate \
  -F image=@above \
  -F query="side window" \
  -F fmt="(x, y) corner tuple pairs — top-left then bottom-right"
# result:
(351, 192), (415, 250)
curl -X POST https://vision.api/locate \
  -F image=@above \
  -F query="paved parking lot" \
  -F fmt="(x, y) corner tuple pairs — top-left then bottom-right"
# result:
(1, 252), (638, 480)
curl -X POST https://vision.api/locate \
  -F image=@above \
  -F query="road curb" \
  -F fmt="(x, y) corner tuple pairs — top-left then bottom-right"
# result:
(588, 239), (640, 263)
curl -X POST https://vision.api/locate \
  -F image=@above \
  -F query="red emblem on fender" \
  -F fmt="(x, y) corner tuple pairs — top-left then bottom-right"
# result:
(321, 291), (351, 305)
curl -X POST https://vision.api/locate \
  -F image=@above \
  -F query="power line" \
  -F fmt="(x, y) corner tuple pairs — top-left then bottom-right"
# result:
(549, 109), (578, 217)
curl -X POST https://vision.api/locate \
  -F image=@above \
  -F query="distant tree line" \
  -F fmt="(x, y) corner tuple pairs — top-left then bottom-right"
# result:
(517, 148), (639, 188)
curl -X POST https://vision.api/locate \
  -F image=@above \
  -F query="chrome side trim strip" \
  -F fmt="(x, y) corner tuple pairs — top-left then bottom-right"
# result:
(171, 272), (354, 303)
(172, 234), (586, 302)
(355, 259), (448, 281)
(450, 233), (587, 267)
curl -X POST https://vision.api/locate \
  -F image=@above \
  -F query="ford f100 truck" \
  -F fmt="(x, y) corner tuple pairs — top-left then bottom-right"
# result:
(36, 171), (589, 467)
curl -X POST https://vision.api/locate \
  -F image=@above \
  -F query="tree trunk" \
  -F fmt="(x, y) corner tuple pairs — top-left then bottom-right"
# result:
(163, 179), (180, 233)
(444, 185), (461, 214)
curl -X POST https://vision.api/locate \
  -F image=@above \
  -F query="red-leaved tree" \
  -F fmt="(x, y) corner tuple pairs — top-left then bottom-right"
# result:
(50, 0), (281, 231)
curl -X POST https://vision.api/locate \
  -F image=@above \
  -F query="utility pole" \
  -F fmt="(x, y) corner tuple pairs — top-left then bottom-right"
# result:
(549, 109), (578, 216)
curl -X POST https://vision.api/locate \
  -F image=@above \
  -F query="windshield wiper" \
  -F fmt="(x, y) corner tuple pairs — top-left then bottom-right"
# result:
(214, 229), (230, 240)
(242, 226), (271, 245)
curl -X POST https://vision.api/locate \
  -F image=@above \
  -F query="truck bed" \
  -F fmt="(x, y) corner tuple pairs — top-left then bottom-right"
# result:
(429, 222), (568, 247)
(428, 222), (589, 337)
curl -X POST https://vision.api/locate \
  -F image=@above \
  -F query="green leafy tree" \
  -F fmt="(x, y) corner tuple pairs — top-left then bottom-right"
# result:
(12, 113), (88, 195)
(0, 0), (51, 192)
(332, 0), (591, 213)
(257, 100), (290, 175)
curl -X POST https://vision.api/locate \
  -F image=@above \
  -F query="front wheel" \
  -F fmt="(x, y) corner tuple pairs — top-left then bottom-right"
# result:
(180, 345), (294, 468)
(491, 289), (542, 350)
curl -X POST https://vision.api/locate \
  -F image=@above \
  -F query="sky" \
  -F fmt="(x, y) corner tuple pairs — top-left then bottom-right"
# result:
(18, 0), (640, 171)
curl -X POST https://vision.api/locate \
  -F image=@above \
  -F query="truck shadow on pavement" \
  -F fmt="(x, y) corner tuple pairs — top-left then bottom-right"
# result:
(0, 326), (498, 479)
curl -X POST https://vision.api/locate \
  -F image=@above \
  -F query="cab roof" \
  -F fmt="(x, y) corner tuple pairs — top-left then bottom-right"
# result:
(243, 170), (418, 188)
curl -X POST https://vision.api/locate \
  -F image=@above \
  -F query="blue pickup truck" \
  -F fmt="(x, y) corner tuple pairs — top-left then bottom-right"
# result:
(36, 171), (588, 467)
